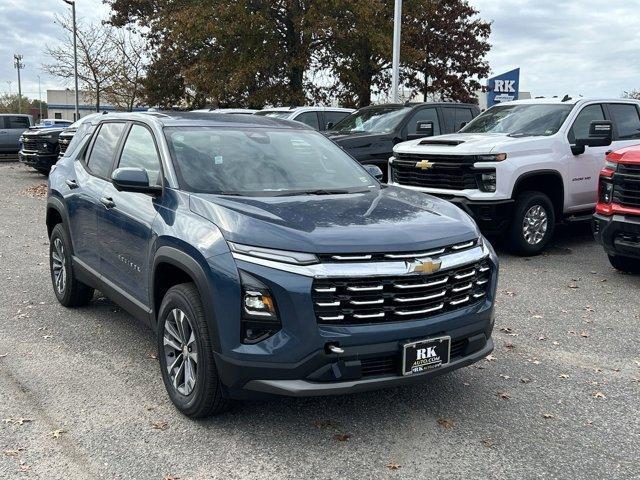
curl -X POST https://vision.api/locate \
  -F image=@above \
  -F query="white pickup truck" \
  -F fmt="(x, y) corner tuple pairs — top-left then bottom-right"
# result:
(390, 98), (640, 254)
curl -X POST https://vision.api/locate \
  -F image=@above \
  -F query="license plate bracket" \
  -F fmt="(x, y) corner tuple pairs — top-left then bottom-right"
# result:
(402, 336), (451, 376)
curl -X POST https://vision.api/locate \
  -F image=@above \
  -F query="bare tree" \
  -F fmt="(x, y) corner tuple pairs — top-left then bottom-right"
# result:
(103, 30), (147, 111)
(44, 14), (116, 112)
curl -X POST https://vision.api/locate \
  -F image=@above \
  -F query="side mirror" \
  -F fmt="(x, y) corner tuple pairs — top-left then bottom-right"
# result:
(416, 120), (434, 137)
(326, 122), (334, 130)
(363, 164), (383, 181)
(572, 120), (613, 155)
(111, 167), (162, 194)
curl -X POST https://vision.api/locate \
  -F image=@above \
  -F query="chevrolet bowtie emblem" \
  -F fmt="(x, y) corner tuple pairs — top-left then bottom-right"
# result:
(409, 258), (442, 275)
(415, 160), (434, 170)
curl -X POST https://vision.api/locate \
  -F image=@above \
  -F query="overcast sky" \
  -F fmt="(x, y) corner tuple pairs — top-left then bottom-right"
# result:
(1, 0), (639, 102)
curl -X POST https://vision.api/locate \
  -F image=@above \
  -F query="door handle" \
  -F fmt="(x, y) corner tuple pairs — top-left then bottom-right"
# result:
(100, 197), (116, 209)
(65, 179), (78, 189)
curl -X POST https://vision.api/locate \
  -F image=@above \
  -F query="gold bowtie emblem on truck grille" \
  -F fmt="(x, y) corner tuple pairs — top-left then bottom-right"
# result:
(415, 160), (435, 170)
(409, 258), (442, 275)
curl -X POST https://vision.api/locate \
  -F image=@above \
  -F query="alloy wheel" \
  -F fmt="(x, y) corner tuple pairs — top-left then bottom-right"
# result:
(163, 308), (198, 396)
(51, 237), (67, 294)
(522, 205), (548, 245)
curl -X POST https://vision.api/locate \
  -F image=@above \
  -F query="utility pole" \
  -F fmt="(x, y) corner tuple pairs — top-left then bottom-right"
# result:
(63, 0), (80, 120)
(391, 0), (402, 103)
(37, 75), (43, 121)
(13, 54), (24, 114)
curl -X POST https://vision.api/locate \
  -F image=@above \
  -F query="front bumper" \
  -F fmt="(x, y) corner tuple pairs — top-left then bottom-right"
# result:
(19, 151), (58, 171)
(441, 197), (514, 236)
(593, 213), (640, 259)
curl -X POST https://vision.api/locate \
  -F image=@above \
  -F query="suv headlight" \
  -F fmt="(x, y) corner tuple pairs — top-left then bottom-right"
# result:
(239, 271), (282, 344)
(229, 242), (318, 265)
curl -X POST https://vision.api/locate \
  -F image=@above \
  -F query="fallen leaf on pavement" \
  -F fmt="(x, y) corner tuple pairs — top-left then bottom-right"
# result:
(50, 429), (66, 439)
(520, 377), (532, 384)
(482, 438), (494, 448)
(0, 353), (7, 358)
(151, 421), (169, 431)
(532, 314), (543, 319)
(504, 342), (515, 351)
(147, 353), (158, 360)
(499, 373), (511, 380)
(497, 391), (510, 400)
(592, 391), (606, 399)
(164, 475), (180, 480)
(335, 433), (351, 442)
(558, 374), (570, 379)
(485, 354), (497, 362)
(387, 462), (401, 471)
(568, 283), (579, 289)
(580, 331), (590, 338)
(542, 413), (556, 419)
(437, 418), (455, 429)
(3, 448), (25, 457)
(3, 418), (33, 425)
(538, 335), (547, 341)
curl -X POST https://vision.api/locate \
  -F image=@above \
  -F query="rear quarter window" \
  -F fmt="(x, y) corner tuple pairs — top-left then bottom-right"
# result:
(608, 104), (640, 140)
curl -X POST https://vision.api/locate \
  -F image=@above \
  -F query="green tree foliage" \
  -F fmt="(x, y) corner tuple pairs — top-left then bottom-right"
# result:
(0, 94), (46, 115)
(402, 0), (491, 103)
(107, 0), (491, 108)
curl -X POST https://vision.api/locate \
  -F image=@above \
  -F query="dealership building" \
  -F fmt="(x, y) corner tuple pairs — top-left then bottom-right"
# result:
(46, 90), (147, 121)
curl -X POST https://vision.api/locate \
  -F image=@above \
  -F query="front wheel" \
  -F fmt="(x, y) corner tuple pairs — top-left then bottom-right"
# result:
(608, 254), (640, 274)
(507, 191), (556, 256)
(157, 283), (229, 418)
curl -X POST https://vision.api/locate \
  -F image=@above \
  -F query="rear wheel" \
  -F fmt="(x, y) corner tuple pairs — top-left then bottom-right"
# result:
(157, 283), (229, 418)
(508, 191), (555, 256)
(608, 254), (640, 274)
(49, 224), (94, 307)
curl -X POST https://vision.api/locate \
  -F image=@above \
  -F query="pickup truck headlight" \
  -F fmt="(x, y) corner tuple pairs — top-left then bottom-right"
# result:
(476, 153), (507, 162)
(240, 271), (282, 344)
(599, 180), (614, 204)
(477, 170), (497, 192)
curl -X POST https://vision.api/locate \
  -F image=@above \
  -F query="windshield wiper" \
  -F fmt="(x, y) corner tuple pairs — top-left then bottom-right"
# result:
(274, 189), (369, 197)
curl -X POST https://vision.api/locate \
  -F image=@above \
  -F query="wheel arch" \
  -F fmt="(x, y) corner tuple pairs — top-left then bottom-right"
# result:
(512, 170), (565, 218)
(46, 196), (72, 241)
(151, 246), (221, 352)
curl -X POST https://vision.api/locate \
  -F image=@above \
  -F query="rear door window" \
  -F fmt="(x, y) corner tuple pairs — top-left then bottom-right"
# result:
(8, 116), (30, 129)
(608, 104), (640, 140)
(85, 122), (126, 178)
(293, 112), (320, 130)
(325, 111), (351, 128)
(454, 108), (474, 131)
(568, 104), (605, 143)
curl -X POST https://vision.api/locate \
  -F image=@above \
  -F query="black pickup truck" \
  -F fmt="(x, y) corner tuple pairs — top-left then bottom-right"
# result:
(325, 102), (481, 181)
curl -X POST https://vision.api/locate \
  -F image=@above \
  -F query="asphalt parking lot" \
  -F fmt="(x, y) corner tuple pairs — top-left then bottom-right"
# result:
(1, 162), (639, 480)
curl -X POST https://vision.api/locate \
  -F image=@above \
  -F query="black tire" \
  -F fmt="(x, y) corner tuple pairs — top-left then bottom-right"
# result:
(157, 283), (229, 418)
(507, 191), (556, 256)
(608, 254), (640, 274)
(49, 224), (94, 307)
(35, 167), (50, 176)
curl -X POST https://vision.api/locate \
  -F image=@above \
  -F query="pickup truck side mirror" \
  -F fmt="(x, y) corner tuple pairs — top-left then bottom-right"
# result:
(415, 121), (434, 137)
(112, 167), (162, 195)
(571, 120), (613, 155)
(363, 164), (383, 181)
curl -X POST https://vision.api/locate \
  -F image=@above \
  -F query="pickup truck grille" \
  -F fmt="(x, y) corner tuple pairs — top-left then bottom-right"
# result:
(613, 167), (640, 208)
(312, 260), (492, 325)
(22, 138), (47, 152)
(58, 137), (71, 154)
(392, 153), (479, 190)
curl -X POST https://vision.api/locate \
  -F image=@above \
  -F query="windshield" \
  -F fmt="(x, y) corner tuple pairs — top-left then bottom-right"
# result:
(164, 127), (378, 196)
(254, 111), (292, 119)
(460, 104), (574, 136)
(330, 107), (411, 134)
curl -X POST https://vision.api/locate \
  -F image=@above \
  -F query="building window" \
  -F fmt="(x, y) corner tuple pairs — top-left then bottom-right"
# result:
(54, 113), (62, 119)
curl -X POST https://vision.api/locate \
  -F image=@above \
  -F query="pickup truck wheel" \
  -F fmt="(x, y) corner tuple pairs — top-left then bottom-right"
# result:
(49, 224), (94, 307)
(508, 191), (555, 256)
(608, 254), (640, 274)
(157, 283), (229, 418)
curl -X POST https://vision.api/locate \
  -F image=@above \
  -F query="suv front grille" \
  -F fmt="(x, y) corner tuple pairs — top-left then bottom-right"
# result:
(392, 153), (479, 190)
(312, 261), (492, 325)
(612, 168), (640, 209)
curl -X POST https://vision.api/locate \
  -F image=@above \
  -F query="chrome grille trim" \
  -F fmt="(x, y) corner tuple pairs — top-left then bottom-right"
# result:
(452, 241), (475, 251)
(232, 244), (491, 278)
(354, 312), (385, 319)
(314, 286), (336, 293)
(395, 303), (445, 316)
(316, 301), (340, 307)
(394, 277), (449, 289)
(450, 296), (470, 306)
(384, 248), (445, 259)
(451, 282), (473, 293)
(454, 269), (476, 280)
(393, 290), (446, 303)
(476, 279), (489, 286)
(319, 315), (344, 321)
(350, 298), (385, 306)
(332, 254), (373, 261)
(347, 285), (383, 292)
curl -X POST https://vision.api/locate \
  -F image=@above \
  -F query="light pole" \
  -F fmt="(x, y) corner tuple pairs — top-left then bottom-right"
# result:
(37, 75), (43, 121)
(391, 0), (402, 103)
(13, 54), (24, 113)
(63, 0), (80, 120)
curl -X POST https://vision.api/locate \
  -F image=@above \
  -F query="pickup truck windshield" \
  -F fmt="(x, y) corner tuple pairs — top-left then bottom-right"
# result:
(164, 127), (378, 196)
(460, 104), (573, 136)
(330, 107), (411, 134)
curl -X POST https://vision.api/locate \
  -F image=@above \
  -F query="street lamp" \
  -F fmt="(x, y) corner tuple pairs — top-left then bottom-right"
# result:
(63, 0), (79, 120)
(391, 0), (402, 103)
(13, 54), (24, 113)
(37, 75), (42, 121)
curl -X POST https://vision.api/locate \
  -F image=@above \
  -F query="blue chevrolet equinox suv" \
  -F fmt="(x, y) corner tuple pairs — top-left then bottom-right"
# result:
(46, 112), (498, 417)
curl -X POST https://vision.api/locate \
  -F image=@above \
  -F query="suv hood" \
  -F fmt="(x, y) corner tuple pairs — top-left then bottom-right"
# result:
(394, 132), (555, 157)
(189, 186), (479, 254)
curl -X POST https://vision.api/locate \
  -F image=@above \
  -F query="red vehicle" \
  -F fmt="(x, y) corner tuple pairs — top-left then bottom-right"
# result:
(593, 145), (640, 273)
